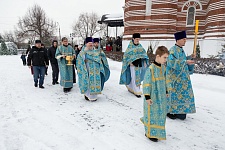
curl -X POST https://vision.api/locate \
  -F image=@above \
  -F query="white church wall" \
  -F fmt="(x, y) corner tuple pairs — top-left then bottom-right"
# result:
(201, 39), (224, 57)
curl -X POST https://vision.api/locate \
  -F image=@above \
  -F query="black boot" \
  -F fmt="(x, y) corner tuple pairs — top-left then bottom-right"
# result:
(176, 114), (187, 120)
(149, 138), (158, 142)
(167, 113), (177, 120)
(63, 88), (68, 93)
(55, 81), (59, 84)
(52, 80), (55, 85)
(67, 87), (72, 92)
(135, 95), (141, 98)
(84, 95), (89, 101)
(34, 83), (38, 87)
(39, 85), (45, 89)
(145, 134), (158, 142)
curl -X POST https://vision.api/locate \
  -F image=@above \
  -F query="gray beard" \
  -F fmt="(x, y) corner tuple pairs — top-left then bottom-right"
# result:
(85, 46), (93, 50)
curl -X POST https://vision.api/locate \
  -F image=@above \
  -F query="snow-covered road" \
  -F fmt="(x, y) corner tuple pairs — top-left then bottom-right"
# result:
(0, 55), (225, 150)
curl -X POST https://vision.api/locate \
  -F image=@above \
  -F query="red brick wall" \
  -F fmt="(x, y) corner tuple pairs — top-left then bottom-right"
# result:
(124, 0), (225, 39)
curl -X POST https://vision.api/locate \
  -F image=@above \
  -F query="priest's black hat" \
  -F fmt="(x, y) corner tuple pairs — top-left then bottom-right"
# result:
(85, 37), (93, 43)
(93, 38), (100, 43)
(132, 33), (141, 39)
(174, 31), (187, 41)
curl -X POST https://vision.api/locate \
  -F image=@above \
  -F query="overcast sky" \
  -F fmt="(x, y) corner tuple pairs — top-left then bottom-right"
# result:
(0, 0), (124, 37)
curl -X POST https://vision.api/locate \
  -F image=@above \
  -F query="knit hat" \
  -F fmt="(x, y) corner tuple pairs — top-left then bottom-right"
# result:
(35, 40), (41, 44)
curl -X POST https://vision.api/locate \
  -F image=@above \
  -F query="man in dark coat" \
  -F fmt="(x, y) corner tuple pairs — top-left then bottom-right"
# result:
(48, 40), (59, 85)
(27, 40), (49, 88)
(115, 36), (122, 51)
(26, 45), (31, 55)
(74, 45), (79, 58)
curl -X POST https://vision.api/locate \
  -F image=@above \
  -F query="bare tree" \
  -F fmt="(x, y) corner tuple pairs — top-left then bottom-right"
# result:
(73, 12), (106, 40)
(15, 4), (57, 46)
(147, 41), (159, 54)
(2, 31), (16, 42)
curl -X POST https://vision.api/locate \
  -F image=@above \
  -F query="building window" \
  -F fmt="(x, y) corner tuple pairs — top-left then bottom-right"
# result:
(186, 6), (195, 26)
(182, 0), (202, 26)
(146, 0), (152, 16)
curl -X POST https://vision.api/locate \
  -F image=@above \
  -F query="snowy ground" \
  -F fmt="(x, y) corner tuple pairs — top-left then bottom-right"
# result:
(0, 55), (225, 150)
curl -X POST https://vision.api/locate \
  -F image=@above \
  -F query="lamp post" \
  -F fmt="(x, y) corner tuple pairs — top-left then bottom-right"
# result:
(57, 22), (61, 43)
(70, 33), (75, 47)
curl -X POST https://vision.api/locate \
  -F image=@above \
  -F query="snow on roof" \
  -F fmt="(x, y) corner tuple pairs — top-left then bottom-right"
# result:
(104, 13), (124, 21)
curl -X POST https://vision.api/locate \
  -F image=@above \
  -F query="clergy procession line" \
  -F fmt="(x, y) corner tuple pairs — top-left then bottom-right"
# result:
(26, 30), (196, 143)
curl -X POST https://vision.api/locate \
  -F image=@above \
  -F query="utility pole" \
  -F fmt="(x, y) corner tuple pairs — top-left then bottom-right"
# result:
(57, 22), (61, 44)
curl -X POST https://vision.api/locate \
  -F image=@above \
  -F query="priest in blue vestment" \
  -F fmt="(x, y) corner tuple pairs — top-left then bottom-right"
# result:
(166, 31), (196, 120)
(55, 37), (76, 93)
(76, 37), (110, 101)
(119, 33), (149, 98)
(93, 38), (110, 90)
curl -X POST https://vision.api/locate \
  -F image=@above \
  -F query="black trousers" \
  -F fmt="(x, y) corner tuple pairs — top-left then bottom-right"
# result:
(73, 65), (76, 83)
(51, 63), (59, 83)
(22, 60), (26, 66)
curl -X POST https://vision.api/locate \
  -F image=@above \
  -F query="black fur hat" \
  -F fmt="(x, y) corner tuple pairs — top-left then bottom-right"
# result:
(132, 33), (141, 39)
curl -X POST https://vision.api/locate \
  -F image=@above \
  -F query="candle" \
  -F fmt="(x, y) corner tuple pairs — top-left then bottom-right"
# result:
(195, 20), (199, 33)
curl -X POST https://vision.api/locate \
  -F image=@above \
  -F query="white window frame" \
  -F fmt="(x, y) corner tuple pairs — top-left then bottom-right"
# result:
(186, 6), (196, 27)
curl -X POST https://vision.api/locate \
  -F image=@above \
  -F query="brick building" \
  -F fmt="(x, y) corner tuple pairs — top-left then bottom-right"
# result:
(123, 0), (225, 57)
